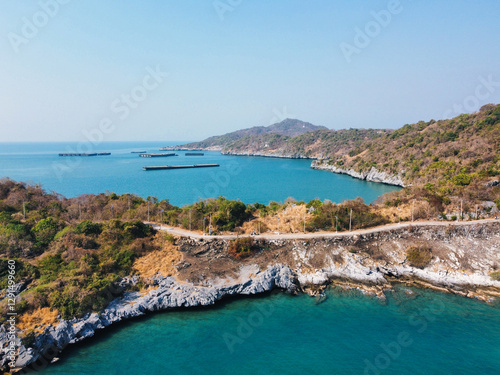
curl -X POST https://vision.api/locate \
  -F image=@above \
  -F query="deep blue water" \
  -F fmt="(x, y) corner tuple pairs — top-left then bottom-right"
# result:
(0, 142), (398, 206)
(31, 287), (500, 375)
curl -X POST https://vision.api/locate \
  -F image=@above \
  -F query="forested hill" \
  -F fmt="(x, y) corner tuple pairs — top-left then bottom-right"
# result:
(169, 104), (500, 188)
(171, 118), (327, 150)
(319, 103), (500, 186)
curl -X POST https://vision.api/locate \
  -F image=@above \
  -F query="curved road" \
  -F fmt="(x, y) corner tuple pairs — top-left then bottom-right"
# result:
(150, 218), (500, 240)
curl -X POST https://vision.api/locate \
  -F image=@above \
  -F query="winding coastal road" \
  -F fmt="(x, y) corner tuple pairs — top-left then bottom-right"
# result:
(149, 218), (500, 240)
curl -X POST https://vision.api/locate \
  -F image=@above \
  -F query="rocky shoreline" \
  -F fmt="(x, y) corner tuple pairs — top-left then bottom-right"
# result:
(311, 160), (406, 187)
(2, 222), (500, 373)
(159, 147), (406, 187)
(221, 151), (314, 159)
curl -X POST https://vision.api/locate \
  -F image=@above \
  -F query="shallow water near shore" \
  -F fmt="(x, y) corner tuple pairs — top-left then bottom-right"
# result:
(32, 287), (500, 375)
(0, 142), (398, 206)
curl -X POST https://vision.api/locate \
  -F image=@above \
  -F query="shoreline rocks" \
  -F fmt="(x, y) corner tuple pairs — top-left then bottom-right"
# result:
(221, 151), (313, 159)
(311, 161), (406, 187)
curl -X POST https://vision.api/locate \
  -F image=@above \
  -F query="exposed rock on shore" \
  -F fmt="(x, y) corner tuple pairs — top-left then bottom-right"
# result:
(221, 151), (313, 159)
(311, 160), (405, 187)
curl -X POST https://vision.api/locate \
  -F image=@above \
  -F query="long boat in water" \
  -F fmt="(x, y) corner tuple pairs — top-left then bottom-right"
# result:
(139, 153), (177, 158)
(59, 152), (111, 156)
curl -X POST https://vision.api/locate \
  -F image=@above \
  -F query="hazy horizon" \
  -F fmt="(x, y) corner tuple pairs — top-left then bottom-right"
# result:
(1, 0), (500, 142)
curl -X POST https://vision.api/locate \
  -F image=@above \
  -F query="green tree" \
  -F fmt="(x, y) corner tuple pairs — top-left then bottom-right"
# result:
(32, 217), (60, 247)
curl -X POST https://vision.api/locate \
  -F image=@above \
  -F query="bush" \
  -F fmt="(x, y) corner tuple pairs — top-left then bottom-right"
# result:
(490, 271), (500, 281)
(32, 217), (60, 247)
(75, 220), (102, 236)
(228, 237), (256, 259)
(451, 173), (472, 186)
(123, 220), (154, 240)
(406, 246), (432, 268)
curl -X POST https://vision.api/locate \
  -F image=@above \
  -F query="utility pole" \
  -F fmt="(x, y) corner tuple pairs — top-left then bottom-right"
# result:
(22, 199), (26, 219)
(209, 213), (212, 235)
(203, 217), (206, 235)
(349, 209), (352, 232)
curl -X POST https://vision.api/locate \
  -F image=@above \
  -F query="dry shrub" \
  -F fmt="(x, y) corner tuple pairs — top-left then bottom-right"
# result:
(228, 237), (256, 259)
(406, 246), (432, 268)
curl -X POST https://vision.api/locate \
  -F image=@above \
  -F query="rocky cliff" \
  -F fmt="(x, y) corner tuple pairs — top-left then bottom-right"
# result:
(311, 160), (406, 187)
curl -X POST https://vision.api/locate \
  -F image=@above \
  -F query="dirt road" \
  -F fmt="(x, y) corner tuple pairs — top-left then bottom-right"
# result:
(149, 218), (500, 240)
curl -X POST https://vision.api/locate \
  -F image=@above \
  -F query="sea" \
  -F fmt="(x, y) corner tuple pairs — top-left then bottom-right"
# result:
(0, 142), (398, 206)
(2, 142), (499, 375)
(30, 287), (500, 375)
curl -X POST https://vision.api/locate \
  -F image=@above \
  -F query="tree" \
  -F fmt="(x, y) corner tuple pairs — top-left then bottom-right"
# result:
(32, 217), (60, 248)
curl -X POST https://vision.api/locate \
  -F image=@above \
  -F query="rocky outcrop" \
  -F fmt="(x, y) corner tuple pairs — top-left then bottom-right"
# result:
(311, 161), (406, 187)
(221, 151), (313, 159)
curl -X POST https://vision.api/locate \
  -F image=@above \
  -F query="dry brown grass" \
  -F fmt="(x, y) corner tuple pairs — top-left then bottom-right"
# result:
(133, 242), (183, 279)
(17, 307), (59, 333)
(377, 202), (412, 222)
(242, 204), (312, 233)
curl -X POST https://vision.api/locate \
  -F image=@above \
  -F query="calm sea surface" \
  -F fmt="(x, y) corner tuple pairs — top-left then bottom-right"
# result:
(31, 287), (500, 375)
(0, 142), (398, 206)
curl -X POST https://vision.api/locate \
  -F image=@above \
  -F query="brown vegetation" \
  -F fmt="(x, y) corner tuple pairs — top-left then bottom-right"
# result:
(228, 237), (257, 259)
(406, 246), (433, 268)
(17, 307), (59, 334)
(133, 241), (182, 279)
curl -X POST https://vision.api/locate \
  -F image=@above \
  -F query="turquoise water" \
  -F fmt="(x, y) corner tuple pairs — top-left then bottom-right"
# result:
(31, 287), (500, 375)
(0, 142), (398, 206)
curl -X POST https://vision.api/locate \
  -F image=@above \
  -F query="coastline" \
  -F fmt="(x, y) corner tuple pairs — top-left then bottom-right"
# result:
(160, 147), (406, 187)
(3, 220), (500, 373)
(310, 160), (406, 187)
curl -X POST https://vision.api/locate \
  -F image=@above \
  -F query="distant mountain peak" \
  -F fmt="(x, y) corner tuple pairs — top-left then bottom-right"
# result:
(176, 119), (327, 150)
(265, 118), (327, 136)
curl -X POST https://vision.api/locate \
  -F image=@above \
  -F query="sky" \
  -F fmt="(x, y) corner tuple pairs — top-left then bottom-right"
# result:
(1, 0), (499, 142)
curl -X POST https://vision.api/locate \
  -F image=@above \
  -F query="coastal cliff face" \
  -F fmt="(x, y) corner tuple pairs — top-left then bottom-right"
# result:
(3, 222), (499, 373)
(310, 160), (406, 187)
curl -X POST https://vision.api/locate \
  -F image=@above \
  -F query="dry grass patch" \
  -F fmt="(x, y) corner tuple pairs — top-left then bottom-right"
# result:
(244, 204), (312, 234)
(17, 307), (59, 334)
(133, 242), (183, 279)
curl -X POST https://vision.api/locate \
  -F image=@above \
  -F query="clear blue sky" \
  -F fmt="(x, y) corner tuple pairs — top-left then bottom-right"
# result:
(1, 0), (499, 142)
